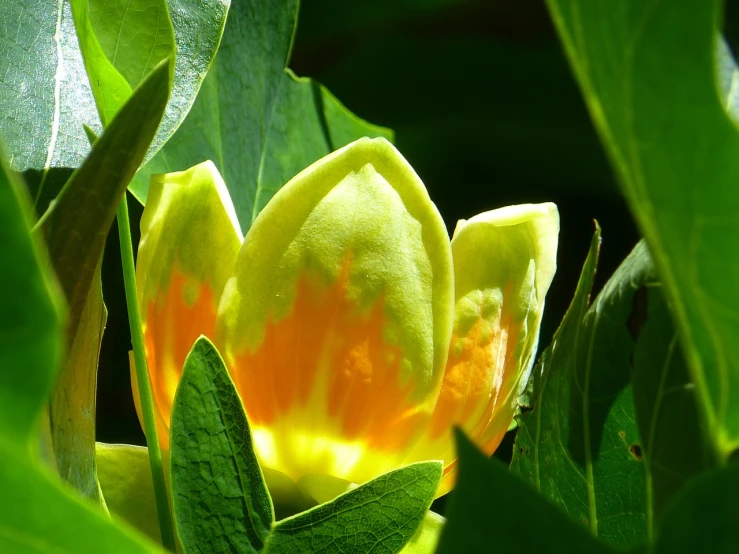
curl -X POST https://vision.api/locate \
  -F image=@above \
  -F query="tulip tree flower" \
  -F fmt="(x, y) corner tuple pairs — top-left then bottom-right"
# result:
(132, 137), (558, 502)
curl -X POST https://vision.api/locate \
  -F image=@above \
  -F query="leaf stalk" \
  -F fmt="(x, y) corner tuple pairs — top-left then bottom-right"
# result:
(117, 192), (176, 551)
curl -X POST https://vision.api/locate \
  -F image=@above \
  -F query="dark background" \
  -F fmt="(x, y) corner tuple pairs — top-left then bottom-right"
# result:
(97, 0), (644, 459)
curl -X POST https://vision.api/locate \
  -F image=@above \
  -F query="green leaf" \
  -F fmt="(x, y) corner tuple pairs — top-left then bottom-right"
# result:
(0, 448), (164, 553)
(131, 0), (392, 233)
(41, 56), (170, 340)
(78, 0), (228, 157)
(0, 149), (64, 450)
(263, 461), (442, 554)
(40, 58), (169, 499)
(654, 464), (739, 553)
(97, 443), (162, 544)
(545, 0), (739, 454)
(437, 431), (614, 554)
(0, 147), (160, 553)
(512, 230), (653, 546)
(1, 0), (226, 214)
(48, 265), (107, 504)
(632, 276), (718, 533)
(87, 0), (175, 91)
(0, 0), (101, 212)
(70, 0), (134, 125)
(170, 336), (273, 553)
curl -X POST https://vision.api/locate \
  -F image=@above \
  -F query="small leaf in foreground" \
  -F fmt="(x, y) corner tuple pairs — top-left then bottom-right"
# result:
(170, 336), (273, 553)
(438, 430), (614, 554)
(263, 461), (442, 554)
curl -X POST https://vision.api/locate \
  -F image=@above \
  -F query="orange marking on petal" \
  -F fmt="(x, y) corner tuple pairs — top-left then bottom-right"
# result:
(142, 268), (218, 447)
(230, 257), (420, 455)
(429, 307), (520, 442)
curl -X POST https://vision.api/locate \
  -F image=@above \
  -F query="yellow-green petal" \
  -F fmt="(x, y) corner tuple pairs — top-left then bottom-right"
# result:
(136, 161), (242, 447)
(216, 137), (455, 486)
(407, 202), (559, 495)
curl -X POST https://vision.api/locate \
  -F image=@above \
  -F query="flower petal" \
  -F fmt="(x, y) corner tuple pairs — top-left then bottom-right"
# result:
(217, 137), (455, 485)
(406, 202), (559, 495)
(135, 161), (242, 447)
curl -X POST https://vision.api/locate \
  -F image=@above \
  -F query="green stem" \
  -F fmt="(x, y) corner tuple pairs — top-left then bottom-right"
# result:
(117, 192), (176, 551)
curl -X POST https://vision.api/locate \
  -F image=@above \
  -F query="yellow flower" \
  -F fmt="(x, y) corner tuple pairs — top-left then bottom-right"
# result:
(132, 137), (558, 501)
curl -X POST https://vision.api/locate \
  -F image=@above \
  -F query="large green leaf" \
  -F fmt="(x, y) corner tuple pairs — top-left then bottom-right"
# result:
(132, 0), (392, 233)
(88, 0), (175, 91)
(40, 58), (170, 500)
(0, 0), (227, 214)
(546, 0), (739, 454)
(170, 336), (273, 554)
(512, 229), (651, 546)
(0, 147), (160, 553)
(263, 461), (442, 554)
(0, 0), (101, 212)
(70, 0), (135, 125)
(437, 431), (614, 554)
(632, 275), (718, 535)
(77, 0), (229, 155)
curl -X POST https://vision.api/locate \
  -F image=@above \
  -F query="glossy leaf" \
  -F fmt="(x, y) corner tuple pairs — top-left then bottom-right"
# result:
(511, 228), (649, 546)
(546, 0), (739, 454)
(0, 0), (101, 213)
(2, 0), (226, 214)
(70, 0), (134, 125)
(131, 0), (392, 233)
(170, 336), (273, 553)
(437, 431), (614, 554)
(87, 0), (174, 91)
(0, 148), (160, 553)
(632, 272), (718, 533)
(263, 461), (442, 554)
(80, 0), (229, 156)
(97, 443), (162, 544)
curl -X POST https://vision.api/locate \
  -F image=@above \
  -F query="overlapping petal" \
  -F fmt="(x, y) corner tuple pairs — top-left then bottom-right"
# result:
(216, 137), (455, 485)
(404, 203), (559, 495)
(133, 161), (242, 447)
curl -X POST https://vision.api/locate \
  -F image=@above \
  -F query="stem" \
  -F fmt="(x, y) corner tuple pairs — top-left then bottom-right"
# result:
(117, 192), (176, 550)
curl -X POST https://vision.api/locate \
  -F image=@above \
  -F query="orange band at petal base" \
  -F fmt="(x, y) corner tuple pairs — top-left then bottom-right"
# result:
(142, 269), (219, 448)
(228, 260), (426, 484)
